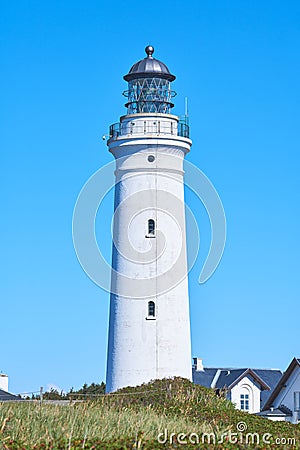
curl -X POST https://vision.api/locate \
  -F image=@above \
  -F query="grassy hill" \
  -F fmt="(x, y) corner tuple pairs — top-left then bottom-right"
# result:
(0, 378), (299, 449)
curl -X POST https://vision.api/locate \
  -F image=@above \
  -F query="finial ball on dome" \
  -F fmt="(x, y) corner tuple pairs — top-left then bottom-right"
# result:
(145, 45), (154, 57)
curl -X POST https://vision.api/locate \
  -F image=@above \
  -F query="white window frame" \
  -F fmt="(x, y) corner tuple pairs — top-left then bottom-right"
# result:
(240, 393), (249, 411)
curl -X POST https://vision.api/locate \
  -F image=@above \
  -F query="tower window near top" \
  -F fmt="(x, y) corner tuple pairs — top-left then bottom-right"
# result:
(148, 219), (155, 235)
(148, 301), (155, 317)
(240, 394), (249, 411)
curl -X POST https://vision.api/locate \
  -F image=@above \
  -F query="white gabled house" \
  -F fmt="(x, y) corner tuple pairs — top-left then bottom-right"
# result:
(192, 358), (282, 414)
(258, 357), (300, 424)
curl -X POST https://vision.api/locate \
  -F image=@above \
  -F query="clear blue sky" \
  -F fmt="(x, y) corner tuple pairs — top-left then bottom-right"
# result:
(1, 0), (299, 394)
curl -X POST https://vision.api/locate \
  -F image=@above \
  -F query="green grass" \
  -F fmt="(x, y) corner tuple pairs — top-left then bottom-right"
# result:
(0, 378), (299, 449)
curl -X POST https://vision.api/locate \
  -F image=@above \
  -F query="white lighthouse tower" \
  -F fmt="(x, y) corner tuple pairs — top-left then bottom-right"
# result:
(106, 46), (192, 392)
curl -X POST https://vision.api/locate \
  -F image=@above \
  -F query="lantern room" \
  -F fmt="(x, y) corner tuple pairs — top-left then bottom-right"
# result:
(123, 46), (176, 114)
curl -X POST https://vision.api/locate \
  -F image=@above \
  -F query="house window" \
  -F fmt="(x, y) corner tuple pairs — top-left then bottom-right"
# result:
(240, 394), (249, 411)
(148, 219), (155, 236)
(294, 392), (300, 412)
(148, 301), (155, 317)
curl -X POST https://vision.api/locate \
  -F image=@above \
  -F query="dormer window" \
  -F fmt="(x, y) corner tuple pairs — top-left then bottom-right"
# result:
(240, 394), (249, 411)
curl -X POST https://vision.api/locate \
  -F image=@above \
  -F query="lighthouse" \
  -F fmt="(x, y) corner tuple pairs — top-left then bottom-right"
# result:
(106, 46), (192, 392)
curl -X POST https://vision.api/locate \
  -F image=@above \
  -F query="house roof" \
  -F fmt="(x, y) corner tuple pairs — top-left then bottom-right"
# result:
(213, 369), (246, 389)
(192, 368), (218, 388)
(256, 404), (293, 418)
(263, 357), (300, 411)
(215, 368), (270, 391)
(193, 366), (282, 400)
(0, 389), (22, 401)
(255, 369), (283, 408)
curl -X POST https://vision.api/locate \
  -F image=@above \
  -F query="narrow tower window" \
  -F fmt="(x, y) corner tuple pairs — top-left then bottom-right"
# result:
(148, 219), (155, 236)
(148, 301), (155, 317)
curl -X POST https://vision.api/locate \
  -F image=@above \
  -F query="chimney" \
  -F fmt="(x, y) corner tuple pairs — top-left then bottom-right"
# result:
(193, 357), (204, 371)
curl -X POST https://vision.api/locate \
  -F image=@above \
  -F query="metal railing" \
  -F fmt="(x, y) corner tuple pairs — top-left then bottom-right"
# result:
(109, 120), (190, 139)
(109, 122), (121, 138)
(178, 121), (190, 138)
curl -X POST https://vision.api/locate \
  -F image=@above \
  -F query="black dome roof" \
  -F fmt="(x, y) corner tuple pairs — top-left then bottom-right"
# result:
(124, 46), (176, 82)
